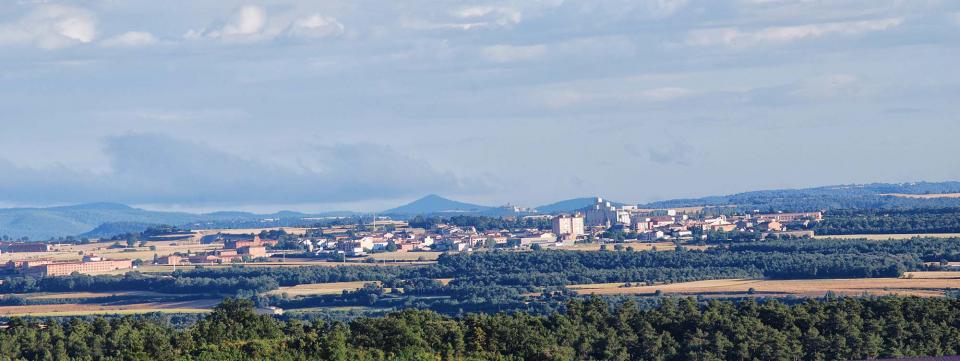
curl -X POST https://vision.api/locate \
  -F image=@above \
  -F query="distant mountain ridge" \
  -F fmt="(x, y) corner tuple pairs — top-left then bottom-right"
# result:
(5, 181), (960, 240)
(0, 203), (355, 240)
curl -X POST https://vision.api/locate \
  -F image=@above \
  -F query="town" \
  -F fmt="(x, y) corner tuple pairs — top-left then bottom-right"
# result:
(0, 198), (821, 276)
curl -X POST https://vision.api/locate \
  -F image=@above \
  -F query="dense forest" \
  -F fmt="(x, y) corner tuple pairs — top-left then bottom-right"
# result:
(4, 297), (960, 360)
(814, 208), (960, 235)
(729, 237), (960, 262)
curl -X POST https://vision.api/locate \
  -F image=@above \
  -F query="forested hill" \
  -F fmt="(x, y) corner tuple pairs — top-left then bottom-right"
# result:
(4, 297), (960, 360)
(644, 181), (960, 211)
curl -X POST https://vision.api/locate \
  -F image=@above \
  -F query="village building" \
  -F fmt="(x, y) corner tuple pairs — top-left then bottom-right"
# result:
(26, 259), (133, 276)
(583, 198), (632, 227)
(552, 214), (585, 237)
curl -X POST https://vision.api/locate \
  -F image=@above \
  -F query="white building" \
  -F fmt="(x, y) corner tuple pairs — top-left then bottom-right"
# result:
(583, 198), (631, 227)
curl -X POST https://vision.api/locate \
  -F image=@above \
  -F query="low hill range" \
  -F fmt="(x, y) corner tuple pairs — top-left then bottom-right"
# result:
(0, 203), (353, 241)
(644, 181), (960, 211)
(382, 181), (960, 217)
(3, 181), (960, 240)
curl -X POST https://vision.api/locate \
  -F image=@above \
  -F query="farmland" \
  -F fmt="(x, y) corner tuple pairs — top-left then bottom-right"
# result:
(265, 281), (379, 297)
(0, 298), (218, 317)
(569, 272), (960, 298)
(17, 290), (176, 300)
(0, 226), (314, 265)
(0, 239), (220, 264)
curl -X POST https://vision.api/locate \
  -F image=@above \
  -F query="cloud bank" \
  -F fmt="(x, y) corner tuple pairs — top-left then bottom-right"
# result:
(0, 0), (958, 208)
(0, 134), (480, 205)
(0, 4), (97, 49)
(184, 5), (344, 42)
(685, 17), (903, 47)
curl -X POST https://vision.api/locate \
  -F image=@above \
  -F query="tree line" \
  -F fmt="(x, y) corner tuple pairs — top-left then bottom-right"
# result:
(4, 296), (960, 360)
(815, 208), (960, 235)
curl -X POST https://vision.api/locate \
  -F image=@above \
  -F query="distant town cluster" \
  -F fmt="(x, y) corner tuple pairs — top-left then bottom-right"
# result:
(0, 197), (823, 277)
(555, 197), (820, 242)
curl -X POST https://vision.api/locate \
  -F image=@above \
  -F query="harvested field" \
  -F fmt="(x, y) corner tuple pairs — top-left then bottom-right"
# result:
(0, 299), (220, 317)
(0, 309), (211, 318)
(815, 233), (960, 240)
(0, 241), (220, 264)
(19, 290), (179, 300)
(902, 271), (960, 279)
(570, 274), (960, 298)
(265, 281), (380, 297)
(881, 193), (960, 199)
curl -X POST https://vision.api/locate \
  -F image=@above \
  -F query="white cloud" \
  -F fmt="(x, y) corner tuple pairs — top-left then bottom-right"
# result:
(187, 6), (343, 42)
(221, 5), (266, 36)
(482, 44), (547, 63)
(403, 5), (522, 31)
(0, 133), (480, 205)
(286, 14), (344, 38)
(0, 4), (97, 49)
(100, 31), (157, 47)
(399, 19), (488, 31)
(644, 0), (689, 17)
(454, 6), (522, 26)
(685, 17), (903, 47)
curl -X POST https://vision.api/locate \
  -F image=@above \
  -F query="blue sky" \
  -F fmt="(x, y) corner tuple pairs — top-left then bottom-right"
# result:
(0, 0), (958, 212)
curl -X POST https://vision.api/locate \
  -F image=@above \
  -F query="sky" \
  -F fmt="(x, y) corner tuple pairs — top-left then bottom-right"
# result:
(0, 0), (959, 213)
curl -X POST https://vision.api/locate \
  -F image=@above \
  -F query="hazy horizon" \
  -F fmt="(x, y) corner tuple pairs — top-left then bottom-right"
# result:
(2, 0), (959, 212)
(0, 179), (953, 215)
